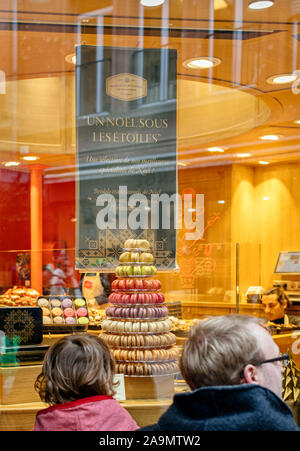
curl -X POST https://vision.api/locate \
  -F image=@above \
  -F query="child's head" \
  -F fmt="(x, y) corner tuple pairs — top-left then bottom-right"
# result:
(35, 333), (117, 405)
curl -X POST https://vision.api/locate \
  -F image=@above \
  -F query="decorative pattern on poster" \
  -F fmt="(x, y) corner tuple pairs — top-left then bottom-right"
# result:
(75, 46), (177, 271)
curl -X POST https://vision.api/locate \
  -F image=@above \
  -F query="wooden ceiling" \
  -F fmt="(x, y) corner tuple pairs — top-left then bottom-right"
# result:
(0, 0), (299, 171)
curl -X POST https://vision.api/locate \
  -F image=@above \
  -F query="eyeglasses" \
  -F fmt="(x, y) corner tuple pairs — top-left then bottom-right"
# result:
(240, 353), (289, 379)
(256, 353), (289, 368)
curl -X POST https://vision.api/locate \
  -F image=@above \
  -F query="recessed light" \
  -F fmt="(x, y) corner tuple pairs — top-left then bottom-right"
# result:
(259, 161), (270, 165)
(65, 53), (76, 65)
(266, 74), (298, 85)
(237, 153), (251, 157)
(140, 0), (164, 6)
(259, 134), (281, 141)
(22, 156), (40, 161)
(207, 147), (224, 152)
(3, 161), (20, 167)
(248, 1), (274, 10)
(183, 57), (221, 69)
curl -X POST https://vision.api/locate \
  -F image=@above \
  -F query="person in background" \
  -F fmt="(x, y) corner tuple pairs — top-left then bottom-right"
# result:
(262, 287), (300, 327)
(33, 334), (138, 431)
(140, 314), (299, 431)
(80, 273), (114, 308)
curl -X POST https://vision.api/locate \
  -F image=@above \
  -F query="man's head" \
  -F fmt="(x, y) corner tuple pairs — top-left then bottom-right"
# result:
(262, 287), (289, 322)
(179, 314), (284, 398)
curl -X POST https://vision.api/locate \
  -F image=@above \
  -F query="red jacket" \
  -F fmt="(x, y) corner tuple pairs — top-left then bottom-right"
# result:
(33, 395), (138, 431)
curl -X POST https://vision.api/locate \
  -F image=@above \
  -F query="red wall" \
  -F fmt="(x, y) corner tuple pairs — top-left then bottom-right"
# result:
(0, 169), (31, 287)
(0, 169), (79, 289)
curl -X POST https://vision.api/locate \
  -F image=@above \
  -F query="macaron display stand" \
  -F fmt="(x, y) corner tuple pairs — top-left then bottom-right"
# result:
(101, 239), (178, 398)
(37, 295), (89, 333)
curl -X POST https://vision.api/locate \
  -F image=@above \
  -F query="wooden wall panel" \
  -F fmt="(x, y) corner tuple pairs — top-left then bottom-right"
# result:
(169, 162), (300, 307)
(254, 163), (300, 289)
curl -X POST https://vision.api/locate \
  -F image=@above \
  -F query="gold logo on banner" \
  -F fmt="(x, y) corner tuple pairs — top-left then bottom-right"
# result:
(4, 309), (35, 343)
(106, 73), (147, 101)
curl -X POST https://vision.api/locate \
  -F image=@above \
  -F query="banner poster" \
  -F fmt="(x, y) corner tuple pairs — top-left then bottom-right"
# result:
(75, 45), (177, 272)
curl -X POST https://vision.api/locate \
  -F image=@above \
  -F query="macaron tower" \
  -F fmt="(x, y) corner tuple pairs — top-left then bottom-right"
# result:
(101, 238), (178, 376)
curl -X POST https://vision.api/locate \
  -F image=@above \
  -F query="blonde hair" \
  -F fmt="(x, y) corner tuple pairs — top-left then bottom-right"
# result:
(179, 315), (268, 390)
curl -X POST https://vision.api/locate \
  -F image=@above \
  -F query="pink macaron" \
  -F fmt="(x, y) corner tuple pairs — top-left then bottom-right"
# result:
(63, 307), (75, 318)
(76, 307), (88, 317)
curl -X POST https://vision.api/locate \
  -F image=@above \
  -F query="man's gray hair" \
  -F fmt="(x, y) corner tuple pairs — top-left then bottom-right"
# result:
(179, 314), (268, 390)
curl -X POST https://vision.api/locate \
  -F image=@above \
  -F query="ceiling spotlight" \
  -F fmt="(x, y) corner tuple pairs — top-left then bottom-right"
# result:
(259, 161), (270, 165)
(259, 134), (281, 141)
(4, 161), (20, 167)
(248, 1), (274, 10)
(237, 153), (251, 157)
(183, 57), (221, 69)
(140, 0), (164, 6)
(207, 147), (224, 152)
(266, 73), (298, 85)
(65, 53), (76, 65)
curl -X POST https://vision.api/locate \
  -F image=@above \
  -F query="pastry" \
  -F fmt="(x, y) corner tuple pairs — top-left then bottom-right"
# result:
(50, 299), (61, 308)
(63, 307), (75, 318)
(42, 307), (51, 316)
(76, 307), (88, 317)
(38, 298), (49, 308)
(51, 307), (63, 317)
(74, 298), (86, 309)
(65, 317), (76, 324)
(77, 317), (89, 324)
(62, 298), (73, 309)
(53, 316), (64, 324)
(43, 316), (52, 324)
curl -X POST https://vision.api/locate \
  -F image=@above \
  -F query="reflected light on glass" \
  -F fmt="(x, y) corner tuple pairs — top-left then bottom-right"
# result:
(262, 196), (271, 201)
(183, 57), (221, 69)
(237, 153), (251, 157)
(207, 147), (224, 152)
(140, 0), (165, 6)
(259, 161), (270, 165)
(259, 134), (280, 141)
(65, 53), (76, 64)
(22, 156), (40, 161)
(248, 1), (274, 9)
(4, 161), (20, 167)
(294, 120), (300, 125)
(214, 0), (228, 10)
(217, 200), (225, 204)
(266, 74), (298, 85)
